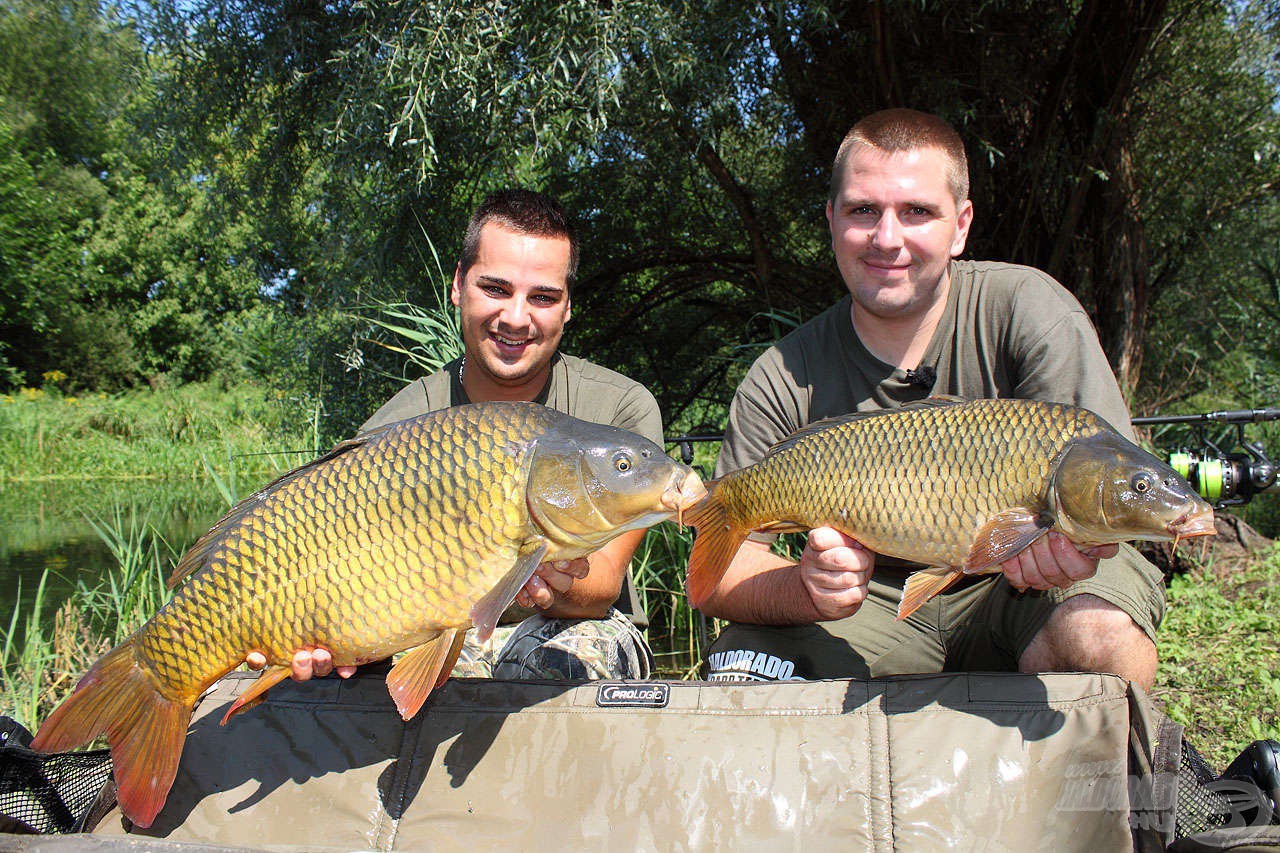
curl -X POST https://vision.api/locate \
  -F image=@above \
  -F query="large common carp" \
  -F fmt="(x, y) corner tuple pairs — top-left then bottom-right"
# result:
(685, 397), (1214, 619)
(32, 402), (705, 828)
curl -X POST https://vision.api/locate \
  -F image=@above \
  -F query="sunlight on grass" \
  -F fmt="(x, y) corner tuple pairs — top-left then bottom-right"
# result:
(1153, 542), (1280, 769)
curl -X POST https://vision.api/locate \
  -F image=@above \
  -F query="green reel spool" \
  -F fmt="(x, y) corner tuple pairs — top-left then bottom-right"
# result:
(1168, 451), (1225, 503)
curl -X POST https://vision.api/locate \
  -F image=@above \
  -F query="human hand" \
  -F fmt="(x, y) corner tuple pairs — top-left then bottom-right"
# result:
(515, 558), (590, 609)
(799, 527), (875, 620)
(1001, 533), (1117, 591)
(245, 646), (357, 681)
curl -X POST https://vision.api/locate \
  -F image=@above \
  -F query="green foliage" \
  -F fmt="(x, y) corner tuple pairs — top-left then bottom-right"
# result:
(1154, 545), (1280, 769)
(0, 381), (312, 482)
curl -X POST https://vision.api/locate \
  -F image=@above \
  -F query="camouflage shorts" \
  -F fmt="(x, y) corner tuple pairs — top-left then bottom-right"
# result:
(450, 608), (653, 681)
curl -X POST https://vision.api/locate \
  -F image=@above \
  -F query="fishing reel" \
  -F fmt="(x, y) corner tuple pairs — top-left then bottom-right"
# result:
(1168, 444), (1278, 507)
(1134, 408), (1280, 508)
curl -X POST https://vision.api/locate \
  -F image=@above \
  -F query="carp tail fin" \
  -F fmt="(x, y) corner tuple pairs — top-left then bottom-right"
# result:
(685, 488), (749, 609)
(30, 636), (192, 829)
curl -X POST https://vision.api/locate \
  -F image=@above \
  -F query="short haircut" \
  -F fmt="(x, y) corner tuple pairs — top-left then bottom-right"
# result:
(829, 109), (970, 205)
(458, 189), (580, 288)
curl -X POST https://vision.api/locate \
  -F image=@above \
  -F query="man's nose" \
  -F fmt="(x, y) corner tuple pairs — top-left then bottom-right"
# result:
(499, 297), (531, 328)
(870, 213), (904, 250)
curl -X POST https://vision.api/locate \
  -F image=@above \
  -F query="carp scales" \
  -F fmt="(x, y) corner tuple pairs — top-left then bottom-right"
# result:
(31, 401), (705, 829)
(685, 397), (1214, 619)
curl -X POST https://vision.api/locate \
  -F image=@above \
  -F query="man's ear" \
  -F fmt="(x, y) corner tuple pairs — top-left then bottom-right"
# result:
(951, 199), (974, 257)
(451, 265), (463, 307)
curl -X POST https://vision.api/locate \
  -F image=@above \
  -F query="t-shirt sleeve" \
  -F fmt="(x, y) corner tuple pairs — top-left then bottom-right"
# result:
(716, 347), (805, 478)
(1004, 273), (1135, 440)
(609, 384), (665, 447)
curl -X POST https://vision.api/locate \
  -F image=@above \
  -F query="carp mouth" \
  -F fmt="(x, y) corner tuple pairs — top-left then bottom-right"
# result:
(1167, 506), (1216, 547)
(662, 469), (707, 527)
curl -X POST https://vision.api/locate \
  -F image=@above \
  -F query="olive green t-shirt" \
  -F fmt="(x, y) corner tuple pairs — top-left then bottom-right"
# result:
(362, 351), (664, 625)
(717, 260), (1135, 479)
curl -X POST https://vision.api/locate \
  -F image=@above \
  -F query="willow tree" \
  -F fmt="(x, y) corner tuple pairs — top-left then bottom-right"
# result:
(145, 0), (1280, 425)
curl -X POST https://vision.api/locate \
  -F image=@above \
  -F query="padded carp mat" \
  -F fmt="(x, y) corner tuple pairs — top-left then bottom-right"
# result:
(59, 671), (1179, 850)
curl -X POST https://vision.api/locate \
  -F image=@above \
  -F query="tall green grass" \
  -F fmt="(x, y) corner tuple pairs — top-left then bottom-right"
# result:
(0, 381), (315, 482)
(1153, 542), (1280, 769)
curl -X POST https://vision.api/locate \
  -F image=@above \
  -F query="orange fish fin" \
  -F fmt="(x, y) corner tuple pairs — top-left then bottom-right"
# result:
(897, 567), (964, 621)
(436, 629), (468, 689)
(31, 637), (195, 829)
(685, 490), (750, 609)
(386, 630), (460, 720)
(470, 541), (549, 643)
(220, 665), (292, 725)
(965, 507), (1053, 572)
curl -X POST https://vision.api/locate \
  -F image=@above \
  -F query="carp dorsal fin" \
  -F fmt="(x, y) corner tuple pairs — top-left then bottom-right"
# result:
(166, 428), (391, 588)
(762, 396), (968, 459)
(469, 540), (549, 643)
(385, 628), (467, 720)
(964, 507), (1053, 573)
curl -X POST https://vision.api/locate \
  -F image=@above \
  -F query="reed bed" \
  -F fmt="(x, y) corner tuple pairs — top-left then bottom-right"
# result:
(0, 509), (175, 730)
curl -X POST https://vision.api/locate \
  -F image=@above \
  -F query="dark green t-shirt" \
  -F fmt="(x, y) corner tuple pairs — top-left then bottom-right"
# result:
(718, 260), (1135, 478)
(362, 352), (664, 626)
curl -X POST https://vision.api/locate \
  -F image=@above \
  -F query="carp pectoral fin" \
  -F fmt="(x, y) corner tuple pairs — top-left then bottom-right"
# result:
(897, 567), (964, 621)
(386, 629), (462, 720)
(221, 665), (292, 725)
(470, 540), (549, 643)
(684, 490), (750, 609)
(435, 629), (468, 689)
(965, 508), (1053, 573)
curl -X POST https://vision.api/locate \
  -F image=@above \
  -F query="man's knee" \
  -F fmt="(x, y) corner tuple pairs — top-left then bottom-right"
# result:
(1019, 594), (1157, 690)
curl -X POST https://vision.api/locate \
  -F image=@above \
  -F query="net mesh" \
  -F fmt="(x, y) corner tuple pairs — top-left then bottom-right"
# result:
(1175, 738), (1233, 838)
(0, 717), (113, 834)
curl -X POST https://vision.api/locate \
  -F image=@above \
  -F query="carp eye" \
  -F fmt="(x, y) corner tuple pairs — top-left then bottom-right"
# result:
(1131, 472), (1153, 493)
(614, 453), (633, 472)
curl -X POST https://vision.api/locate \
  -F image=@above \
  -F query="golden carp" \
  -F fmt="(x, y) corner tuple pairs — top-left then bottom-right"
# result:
(686, 397), (1214, 619)
(31, 402), (705, 828)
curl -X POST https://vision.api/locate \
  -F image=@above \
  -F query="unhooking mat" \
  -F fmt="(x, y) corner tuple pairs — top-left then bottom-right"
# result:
(2, 670), (1176, 851)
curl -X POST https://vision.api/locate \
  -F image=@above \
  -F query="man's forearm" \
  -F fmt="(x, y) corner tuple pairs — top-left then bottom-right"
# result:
(697, 541), (824, 625)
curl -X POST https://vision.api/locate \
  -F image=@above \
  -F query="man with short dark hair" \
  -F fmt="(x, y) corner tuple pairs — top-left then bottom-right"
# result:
(272, 188), (662, 682)
(699, 109), (1166, 689)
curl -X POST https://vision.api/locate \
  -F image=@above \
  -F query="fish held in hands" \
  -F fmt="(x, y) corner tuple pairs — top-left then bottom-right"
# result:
(31, 402), (705, 828)
(684, 397), (1213, 619)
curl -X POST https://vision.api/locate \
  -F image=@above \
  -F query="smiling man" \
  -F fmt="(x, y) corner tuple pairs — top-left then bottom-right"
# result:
(698, 109), (1168, 690)
(284, 189), (663, 684)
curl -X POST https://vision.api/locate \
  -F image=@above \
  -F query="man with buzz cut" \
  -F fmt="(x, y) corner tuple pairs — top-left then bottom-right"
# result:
(267, 188), (663, 683)
(699, 109), (1167, 690)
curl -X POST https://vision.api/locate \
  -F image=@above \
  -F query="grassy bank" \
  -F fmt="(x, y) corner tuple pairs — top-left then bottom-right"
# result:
(1152, 542), (1280, 769)
(0, 380), (316, 482)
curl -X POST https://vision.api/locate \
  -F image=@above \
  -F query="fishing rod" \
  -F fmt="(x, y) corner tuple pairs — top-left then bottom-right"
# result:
(1129, 408), (1280, 508)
